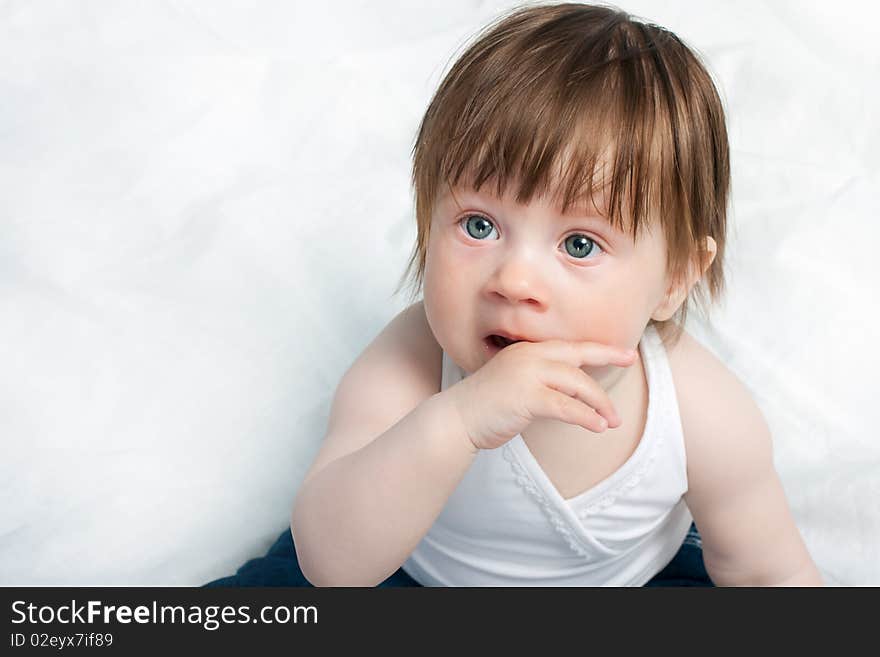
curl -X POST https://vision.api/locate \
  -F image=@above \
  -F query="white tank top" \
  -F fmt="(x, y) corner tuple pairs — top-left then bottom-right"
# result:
(402, 324), (693, 586)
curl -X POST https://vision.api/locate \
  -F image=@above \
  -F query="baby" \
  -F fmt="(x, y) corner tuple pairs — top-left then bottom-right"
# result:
(290, 3), (823, 586)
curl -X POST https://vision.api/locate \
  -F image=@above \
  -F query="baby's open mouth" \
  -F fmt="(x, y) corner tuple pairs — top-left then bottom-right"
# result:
(487, 334), (524, 349)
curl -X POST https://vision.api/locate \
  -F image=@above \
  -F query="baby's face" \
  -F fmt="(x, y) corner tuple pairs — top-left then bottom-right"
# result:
(422, 183), (672, 380)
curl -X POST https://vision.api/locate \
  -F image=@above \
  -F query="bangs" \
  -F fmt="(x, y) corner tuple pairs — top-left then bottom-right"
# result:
(422, 15), (674, 239)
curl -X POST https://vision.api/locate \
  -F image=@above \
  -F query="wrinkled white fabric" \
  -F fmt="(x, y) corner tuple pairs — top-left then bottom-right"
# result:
(403, 325), (694, 586)
(2, 2), (876, 586)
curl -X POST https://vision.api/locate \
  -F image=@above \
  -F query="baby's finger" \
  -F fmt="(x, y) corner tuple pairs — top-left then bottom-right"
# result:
(537, 339), (636, 367)
(539, 388), (609, 433)
(540, 360), (619, 427)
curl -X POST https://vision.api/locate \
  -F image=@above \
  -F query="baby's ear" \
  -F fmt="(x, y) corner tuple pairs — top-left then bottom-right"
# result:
(651, 236), (717, 322)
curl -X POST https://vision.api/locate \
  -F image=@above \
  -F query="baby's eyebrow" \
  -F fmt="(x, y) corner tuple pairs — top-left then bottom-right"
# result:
(560, 206), (616, 229)
(564, 206), (606, 222)
(562, 209), (636, 242)
(561, 196), (609, 219)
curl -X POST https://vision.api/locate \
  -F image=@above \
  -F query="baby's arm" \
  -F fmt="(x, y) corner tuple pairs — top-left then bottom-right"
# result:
(290, 302), (478, 586)
(669, 332), (824, 586)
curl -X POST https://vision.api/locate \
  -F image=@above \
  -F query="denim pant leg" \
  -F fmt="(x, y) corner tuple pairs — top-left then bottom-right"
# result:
(643, 522), (714, 587)
(204, 523), (713, 588)
(203, 528), (422, 587)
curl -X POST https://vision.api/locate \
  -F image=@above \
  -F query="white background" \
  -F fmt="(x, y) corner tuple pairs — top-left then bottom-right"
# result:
(1, 0), (878, 585)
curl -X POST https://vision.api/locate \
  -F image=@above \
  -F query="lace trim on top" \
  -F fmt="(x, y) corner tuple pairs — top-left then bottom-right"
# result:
(575, 436), (663, 518)
(501, 325), (667, 554)
(501, 443), (593, 558)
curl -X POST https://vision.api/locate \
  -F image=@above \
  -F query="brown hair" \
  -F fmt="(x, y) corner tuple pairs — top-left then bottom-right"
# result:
(396, 2), (730, 346)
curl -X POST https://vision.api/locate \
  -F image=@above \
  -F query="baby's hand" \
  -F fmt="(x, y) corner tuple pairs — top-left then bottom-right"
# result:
(446, 340), (637, 451)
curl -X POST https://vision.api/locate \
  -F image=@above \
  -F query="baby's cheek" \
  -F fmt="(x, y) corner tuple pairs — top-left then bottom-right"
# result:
(424, 252), (459, 311)
(423, 248), (467, 342)
(573, 288), (647, 349)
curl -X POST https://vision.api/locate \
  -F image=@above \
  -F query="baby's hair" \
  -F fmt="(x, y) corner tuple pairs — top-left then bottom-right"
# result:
(396, 2), (730, 346)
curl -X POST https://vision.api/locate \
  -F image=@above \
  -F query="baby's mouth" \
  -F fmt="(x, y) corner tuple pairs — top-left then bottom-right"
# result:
(485, 334), (525, 350)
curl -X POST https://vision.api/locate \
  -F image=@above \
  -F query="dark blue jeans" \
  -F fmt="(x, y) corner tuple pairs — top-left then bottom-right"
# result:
(204, 522), (714, 587)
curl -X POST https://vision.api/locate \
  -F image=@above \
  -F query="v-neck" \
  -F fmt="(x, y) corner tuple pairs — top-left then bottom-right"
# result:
(507, 325), (660, 513)
(427, 325), (689, 570)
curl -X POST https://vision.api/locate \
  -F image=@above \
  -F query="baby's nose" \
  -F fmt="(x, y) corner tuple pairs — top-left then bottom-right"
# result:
(486, 258), (548, 306)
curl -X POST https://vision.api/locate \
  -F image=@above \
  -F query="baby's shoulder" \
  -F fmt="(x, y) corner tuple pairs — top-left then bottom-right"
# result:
(664, 329), (734, 400)
(664, 329), (773, 480)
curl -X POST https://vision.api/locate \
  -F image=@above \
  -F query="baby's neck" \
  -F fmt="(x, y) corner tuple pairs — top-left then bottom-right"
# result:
(586, 355), (638, 395)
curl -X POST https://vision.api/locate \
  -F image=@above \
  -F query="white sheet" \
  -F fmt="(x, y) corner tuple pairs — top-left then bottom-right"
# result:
(1, 0), (877, 585)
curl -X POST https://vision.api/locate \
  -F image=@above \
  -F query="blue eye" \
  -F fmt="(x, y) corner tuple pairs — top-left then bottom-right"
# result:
(460, 216), (602, 260)
(461, 214), (497, 240)
(564, 234), (603, 259)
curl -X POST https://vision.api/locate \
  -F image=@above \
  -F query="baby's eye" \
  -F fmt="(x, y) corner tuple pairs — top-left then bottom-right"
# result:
(460, 214), (498, 240)
(459, 217), (602, 260)
(563, 234), (603, 259)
